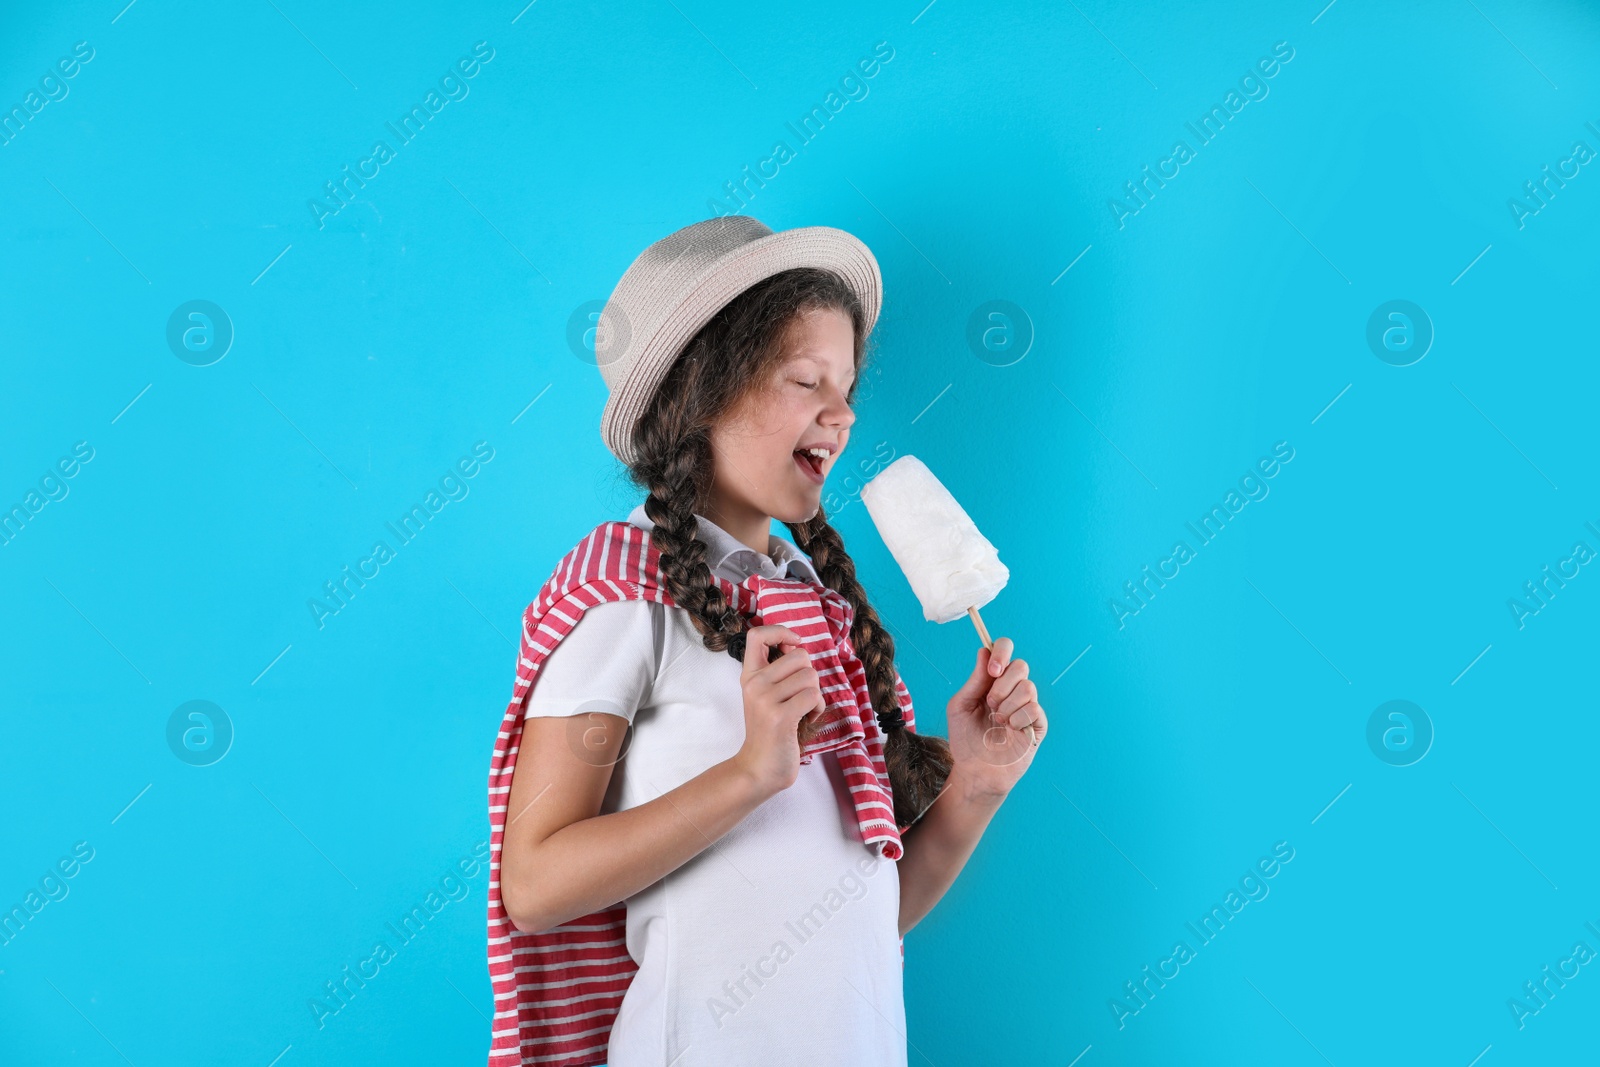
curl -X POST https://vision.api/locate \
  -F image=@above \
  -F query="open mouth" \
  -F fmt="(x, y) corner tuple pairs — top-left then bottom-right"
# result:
(793, 448), (826, 483)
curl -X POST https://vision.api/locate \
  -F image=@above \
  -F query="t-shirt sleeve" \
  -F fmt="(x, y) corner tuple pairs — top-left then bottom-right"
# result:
(523, 599), (657, 724)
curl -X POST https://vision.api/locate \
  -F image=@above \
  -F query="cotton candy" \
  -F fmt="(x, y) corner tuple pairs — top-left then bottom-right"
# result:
(860, 455), (1009, 624)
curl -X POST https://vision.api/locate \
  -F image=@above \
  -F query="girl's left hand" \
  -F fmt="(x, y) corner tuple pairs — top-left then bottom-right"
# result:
(945, 636), (1047, 798)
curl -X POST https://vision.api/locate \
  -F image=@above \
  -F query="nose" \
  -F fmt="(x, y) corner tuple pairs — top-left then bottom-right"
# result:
(821, 380), (856, 430)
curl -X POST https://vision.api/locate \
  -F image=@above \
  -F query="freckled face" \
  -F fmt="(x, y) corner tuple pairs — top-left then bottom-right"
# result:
(707, 307), (858, 526)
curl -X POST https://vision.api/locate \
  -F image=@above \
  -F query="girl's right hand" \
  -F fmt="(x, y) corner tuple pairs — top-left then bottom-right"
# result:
(732, 625), (825, 797)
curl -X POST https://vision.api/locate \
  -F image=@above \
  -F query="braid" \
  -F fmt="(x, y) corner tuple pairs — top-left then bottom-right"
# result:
(635, 423), (749, 657)
(788, 506), (954, 831)
(622, 265), (952, 829)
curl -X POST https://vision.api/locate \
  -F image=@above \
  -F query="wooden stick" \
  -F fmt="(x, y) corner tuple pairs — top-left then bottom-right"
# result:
(967, 605), (1038, 748)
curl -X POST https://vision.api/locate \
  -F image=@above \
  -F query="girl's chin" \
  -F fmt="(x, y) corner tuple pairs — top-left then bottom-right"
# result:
(771, 497), (822, 526)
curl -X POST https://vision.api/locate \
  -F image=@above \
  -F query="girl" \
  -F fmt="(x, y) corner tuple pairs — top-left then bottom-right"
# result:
(486, 216), (1047, 1067)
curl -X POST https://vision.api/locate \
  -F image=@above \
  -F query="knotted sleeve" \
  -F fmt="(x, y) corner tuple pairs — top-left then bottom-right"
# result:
(893, 670), (918, 735)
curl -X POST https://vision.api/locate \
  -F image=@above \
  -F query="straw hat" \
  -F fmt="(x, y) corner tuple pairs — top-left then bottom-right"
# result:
(593, 215), (883, 467)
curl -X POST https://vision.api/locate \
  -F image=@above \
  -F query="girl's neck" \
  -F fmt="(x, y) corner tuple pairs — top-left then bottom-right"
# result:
(702, 496), (772, 557)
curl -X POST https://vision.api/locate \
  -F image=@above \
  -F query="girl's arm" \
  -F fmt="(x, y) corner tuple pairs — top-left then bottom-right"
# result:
(499, 713), (770, 933)
(895, 636), (1045, 937)
(500, 623), (824, 934)
(894, 765), (1007, 937)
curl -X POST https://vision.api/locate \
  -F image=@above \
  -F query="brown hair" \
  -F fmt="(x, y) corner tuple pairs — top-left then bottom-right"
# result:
(624, 266), (953, 831)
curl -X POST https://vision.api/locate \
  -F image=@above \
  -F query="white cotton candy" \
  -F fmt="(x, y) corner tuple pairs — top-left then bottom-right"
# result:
(860, 455), (1010, 624)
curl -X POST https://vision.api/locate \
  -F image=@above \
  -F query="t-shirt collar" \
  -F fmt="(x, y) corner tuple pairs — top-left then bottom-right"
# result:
(626, 502), (822, 586)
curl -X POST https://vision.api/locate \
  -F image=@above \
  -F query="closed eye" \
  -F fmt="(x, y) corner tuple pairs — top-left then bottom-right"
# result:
(793, 379), (818, 390)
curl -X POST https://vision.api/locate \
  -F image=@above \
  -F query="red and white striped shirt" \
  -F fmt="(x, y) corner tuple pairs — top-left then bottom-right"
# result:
(486, 518), (918, 1066)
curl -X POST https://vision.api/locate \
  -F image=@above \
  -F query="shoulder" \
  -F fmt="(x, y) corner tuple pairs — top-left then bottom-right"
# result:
(526, 599), (662, 720)
(555, 518), (651, 560)
(560, 519), (651, 569)
(556, 598), (660, 649)
(532, 520), (659, 610)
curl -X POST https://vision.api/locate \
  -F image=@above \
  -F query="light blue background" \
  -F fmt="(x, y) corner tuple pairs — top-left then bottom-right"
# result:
(3, 1), (1598, 1064)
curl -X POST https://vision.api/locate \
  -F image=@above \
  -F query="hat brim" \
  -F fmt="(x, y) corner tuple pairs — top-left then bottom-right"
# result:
(600, 225), (883, 467)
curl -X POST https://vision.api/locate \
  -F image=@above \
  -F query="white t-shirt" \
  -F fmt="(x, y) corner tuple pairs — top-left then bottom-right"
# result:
(523, 506), (907, 1067)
